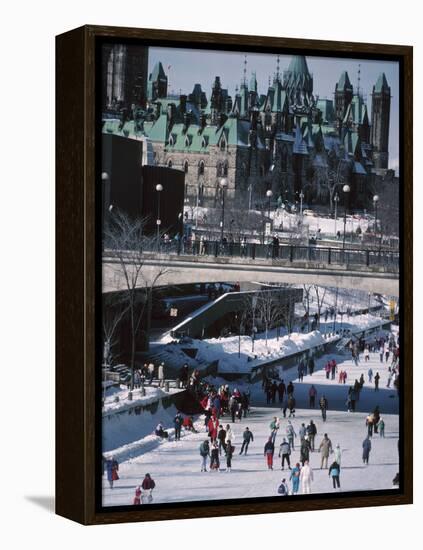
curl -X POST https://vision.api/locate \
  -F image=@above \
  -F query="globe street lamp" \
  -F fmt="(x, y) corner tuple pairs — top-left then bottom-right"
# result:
(342, 184), (350, 251)
(219, 177), (228, 242)
(334, 192), (339, 236)
(266, 189), (273, 219)
(156, 183), (163, 240)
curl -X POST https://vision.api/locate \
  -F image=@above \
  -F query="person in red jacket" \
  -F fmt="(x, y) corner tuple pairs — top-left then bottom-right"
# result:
(208, 416), (219, 443)
(133, 486), (142, 505)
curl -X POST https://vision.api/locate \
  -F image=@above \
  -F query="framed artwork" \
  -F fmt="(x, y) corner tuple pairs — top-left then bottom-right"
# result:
(56, 25), (412, 525)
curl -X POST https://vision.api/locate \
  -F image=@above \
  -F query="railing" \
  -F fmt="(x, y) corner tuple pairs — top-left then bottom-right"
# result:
(141, 240), (400, 273)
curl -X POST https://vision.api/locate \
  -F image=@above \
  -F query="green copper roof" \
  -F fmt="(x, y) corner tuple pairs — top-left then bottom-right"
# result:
(374, 73), (390, 93)
(287, 55), (310, 76)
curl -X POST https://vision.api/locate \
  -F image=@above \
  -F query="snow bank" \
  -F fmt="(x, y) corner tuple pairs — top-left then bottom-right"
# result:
(103, 385), (183, 414)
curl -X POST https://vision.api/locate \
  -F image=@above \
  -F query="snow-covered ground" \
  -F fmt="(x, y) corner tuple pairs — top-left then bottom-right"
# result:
(102, 344), (399, 507)
(159, 314), (385, 374)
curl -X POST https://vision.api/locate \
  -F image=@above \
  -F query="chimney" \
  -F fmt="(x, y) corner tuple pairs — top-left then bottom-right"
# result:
(180, 94), (187, 114)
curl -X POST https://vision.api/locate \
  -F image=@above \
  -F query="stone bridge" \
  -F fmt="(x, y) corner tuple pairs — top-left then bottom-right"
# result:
(102, 247), (400, 297)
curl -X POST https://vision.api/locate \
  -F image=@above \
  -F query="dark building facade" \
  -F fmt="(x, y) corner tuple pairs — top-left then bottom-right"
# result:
(102, 134), (184, 235)
(103, 53), (394, 211)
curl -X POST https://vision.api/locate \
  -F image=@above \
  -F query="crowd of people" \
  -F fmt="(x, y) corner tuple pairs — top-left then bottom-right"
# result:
(103, 328), (399, 503)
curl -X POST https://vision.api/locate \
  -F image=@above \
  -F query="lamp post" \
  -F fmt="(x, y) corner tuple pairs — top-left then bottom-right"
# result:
(342, 184), (350, 250)
(266, 189), (273, 219)
(298, 190), (304, 218)
(219, 177), (228, 242)
(156, 183), (163, 240)
(251, 294), (258, 353)
(373, 194), (379, 248)
(334, 192), (339, 236)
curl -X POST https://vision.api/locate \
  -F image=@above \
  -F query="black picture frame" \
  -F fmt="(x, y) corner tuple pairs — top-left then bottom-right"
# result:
(56, 25), (413, 525)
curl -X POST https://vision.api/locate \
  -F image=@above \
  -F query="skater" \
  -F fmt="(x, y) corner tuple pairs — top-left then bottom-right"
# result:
(287, 394), (296, 417)
(148, 362), (155, 385)
(133, 486), (142, 505)
(299, 423), (307, 444)
(378, 417), (385, 437)
(368, 367), (373, 383)
(240, 427), (254, 455)
(158, 362), (165, 388)
(319, 433), (333, 469)
(278, 380), (286, 404)
(200, 440), (210, 472)
(319, 395), (328, 422)
(217, 425), (227, 455)
(210, 442), (220, 471)
(278, 438), (291, 470)
(306, 420), (317, 451)
(141, 473), (155, 503)
(374, 372), (380, 391)
(334, 444), (342, 466)
(300, 436), (311, 466)
(277, 478), (289, 496)
(155, 422), (169, 439)
(309, 385), (317, 408)
(364, 346), (370, 362)
(308, 355), (315, 376)
(290, 463), (301, 494)
(300, 460), (314, 494)
(264, 437), (275, 470)
(225, 441), (234, 472)
(366, 413), (375, 437)
(286, 420), (297, 451)
(270, 417), (280, 444)
(225, 424), (234, 446)
(105, 457), (119, 489)
(173, 412), (183, 441)
(287, 381), (294, 396)
(362, 435), (372, 464)
(329, 460), (341, 489)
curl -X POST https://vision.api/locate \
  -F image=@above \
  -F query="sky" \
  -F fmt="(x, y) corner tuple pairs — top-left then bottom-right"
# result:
(149, 47), (399, 173)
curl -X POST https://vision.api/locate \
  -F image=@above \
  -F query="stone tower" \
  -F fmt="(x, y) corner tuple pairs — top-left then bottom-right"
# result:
(103, 44), (148, 111)
(334, 71), (353, 121)
(371, 73), (391, 170)
(147, 62), (168, 102)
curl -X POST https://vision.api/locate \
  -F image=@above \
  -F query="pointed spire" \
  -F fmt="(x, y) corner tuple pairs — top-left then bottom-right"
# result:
(242, 54), (248, 87)
(374, 73), (390, 93)
(337, 71), (353, 91)
(276, 54), (280, 82)
(357, 63), (361, 97)
(287, 55), (310, 76)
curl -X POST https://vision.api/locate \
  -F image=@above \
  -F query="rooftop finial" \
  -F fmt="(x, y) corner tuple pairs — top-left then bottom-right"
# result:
(357, 63), (361, 97)
(243, 54), (247, 86)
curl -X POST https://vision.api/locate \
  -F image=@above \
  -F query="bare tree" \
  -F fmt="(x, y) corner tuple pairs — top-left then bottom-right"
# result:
(255, 290), (284, 348)
(302, 284), (313, 331)
(313, 285), (327, 329)
(102, 292), (129, 366)
(104, 209), (168, 391)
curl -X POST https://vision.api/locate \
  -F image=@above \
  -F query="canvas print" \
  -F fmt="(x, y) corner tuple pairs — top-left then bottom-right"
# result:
(100, 43), (400, 508)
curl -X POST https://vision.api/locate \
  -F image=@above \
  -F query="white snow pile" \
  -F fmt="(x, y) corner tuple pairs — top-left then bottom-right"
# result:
(103, 385), (182, 415)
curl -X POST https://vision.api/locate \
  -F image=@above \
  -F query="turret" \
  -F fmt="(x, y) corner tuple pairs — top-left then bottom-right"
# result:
(371, 73), (391, 170)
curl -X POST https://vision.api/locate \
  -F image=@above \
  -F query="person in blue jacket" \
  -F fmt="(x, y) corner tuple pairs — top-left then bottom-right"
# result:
(289, 463), (301, 495)
(328, 460), (341, 489)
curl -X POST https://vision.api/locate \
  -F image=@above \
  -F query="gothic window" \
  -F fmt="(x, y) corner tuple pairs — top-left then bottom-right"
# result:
(223, 162), (228, 177)
(260, 165), (265, 177)
(183, 160), (189, 173)
(198, 160), (205, 176)
(167, 159), (173, 168)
